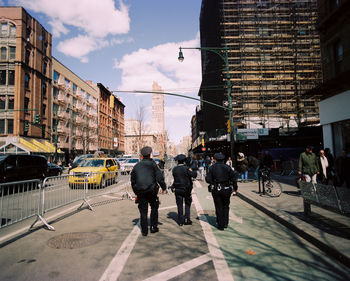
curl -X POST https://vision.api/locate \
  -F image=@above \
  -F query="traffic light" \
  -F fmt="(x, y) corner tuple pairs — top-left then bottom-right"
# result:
(34, 113), (39, 124)
(227, 120), (231, 133)
(24, 120), (29, 132)
(201, 138), (205, 147)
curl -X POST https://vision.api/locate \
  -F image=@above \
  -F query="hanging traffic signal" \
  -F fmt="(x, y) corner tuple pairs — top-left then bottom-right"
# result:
(24, 120), (29, 132)
(201, 138), (205, 147)
(34, 113), (39, 124)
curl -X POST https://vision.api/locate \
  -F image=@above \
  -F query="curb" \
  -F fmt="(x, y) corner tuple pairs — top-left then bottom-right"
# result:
(237, 191), (350, 268)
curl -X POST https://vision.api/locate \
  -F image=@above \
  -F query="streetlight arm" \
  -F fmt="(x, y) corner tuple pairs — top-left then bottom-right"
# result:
(111, 90), (229, 111)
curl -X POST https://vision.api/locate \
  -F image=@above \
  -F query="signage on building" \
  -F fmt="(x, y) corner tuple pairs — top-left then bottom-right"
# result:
(237, 128), (269, 140)
(113, 137), (118, 147)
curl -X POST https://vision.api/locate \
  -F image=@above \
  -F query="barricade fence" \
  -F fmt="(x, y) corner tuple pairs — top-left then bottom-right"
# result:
(299, 181), (350, 214)
(0, 170), (122, 231)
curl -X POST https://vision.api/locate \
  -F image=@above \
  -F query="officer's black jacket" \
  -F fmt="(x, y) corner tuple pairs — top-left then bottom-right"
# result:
(172, 164), (197, 193)
(131, 158), (166, 195)
(205, 162), (237, 189)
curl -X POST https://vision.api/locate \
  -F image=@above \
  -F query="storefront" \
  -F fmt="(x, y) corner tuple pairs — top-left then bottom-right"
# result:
(319, 90), (350, 157)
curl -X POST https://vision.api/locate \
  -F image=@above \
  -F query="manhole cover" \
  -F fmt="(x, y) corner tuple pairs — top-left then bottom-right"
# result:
(47, 232), (103, 249)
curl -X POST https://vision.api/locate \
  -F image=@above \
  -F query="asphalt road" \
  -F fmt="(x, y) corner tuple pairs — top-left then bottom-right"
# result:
(0, 176), (349, 280)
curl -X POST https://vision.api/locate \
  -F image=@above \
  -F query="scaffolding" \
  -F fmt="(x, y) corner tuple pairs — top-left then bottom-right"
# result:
(220, 0), (322, 129)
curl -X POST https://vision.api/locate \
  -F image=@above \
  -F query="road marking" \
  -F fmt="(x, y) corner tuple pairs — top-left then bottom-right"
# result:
(158, 205), (177, 211)
(99, 222), (141, 281)
(192, 181), (234, 281)
(143, 253), (212, 281)
(229, 210), (243, 224)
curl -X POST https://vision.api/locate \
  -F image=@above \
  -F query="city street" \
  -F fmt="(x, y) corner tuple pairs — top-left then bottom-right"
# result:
(0, 176), (349, 281)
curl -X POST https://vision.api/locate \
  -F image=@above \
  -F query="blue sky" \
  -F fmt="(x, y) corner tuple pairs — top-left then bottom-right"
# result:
(3, 0), (203, 144)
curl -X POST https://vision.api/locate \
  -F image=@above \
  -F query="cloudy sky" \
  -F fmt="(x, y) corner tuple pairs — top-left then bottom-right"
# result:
(5, 0), (202, 144)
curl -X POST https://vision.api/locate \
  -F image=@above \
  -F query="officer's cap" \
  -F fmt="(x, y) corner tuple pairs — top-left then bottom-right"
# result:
(141, 146), (152, 157)
(175, 154), (186, 162)
(214, 152), (225, 161)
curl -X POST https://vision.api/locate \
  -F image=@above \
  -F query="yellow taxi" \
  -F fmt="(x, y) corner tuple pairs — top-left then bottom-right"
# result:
(68, 158), (118, 188)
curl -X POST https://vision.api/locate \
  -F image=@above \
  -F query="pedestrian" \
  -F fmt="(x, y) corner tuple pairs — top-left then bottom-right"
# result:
(248, 155), (259, 182)
(204, 156), (211, 174)
(130, 146), (167, 236)
(171, 154), (197, 226)
(318, 149), (329, 184)
(262, 150), (274, 170)
(324, 148), (335, 184)
(298, 145), (320, 184)
(226, 157), (234, 170)
(205, 152), (237, 230)
(237, 152), (248, 182)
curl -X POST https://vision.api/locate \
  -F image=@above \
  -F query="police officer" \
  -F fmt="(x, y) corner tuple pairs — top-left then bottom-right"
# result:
(172, 154), (197, 226)
(205, 152), (237, 230)
(131, 146), (166, 236)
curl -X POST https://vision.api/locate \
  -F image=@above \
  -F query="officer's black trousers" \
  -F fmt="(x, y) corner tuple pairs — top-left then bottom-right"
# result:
(212, 190), (231, 228)
(138, 191), (159, 233)
(175, 192), (192, 223)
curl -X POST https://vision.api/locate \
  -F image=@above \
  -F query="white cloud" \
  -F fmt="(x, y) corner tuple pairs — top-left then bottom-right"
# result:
(114, 34), (201, 94)
(12, 0), (130, 61)
(165, 102), (197, 118)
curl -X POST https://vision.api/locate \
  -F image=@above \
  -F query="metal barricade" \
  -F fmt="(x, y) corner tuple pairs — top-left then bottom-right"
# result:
(0, 180), (41, 229)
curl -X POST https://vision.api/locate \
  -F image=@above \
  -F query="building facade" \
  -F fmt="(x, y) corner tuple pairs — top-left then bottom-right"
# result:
(52, 58), (98, 156)
(315, 0), (350, 156)
(195, 0), (322, 154)
(0, 7), (52, 140)
(96, 83), (125, 155)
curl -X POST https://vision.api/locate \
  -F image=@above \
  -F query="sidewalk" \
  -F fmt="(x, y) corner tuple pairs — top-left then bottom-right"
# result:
(236, 174), (350, 267)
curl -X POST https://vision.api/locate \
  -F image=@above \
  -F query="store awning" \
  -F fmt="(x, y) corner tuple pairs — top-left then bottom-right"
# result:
(0, 137), (62, 154)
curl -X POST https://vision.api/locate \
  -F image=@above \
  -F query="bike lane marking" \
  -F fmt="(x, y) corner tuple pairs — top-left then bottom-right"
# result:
(142, 253), (212, 281)
(99, 221), (141, 281)
(192, 180), (234, 281)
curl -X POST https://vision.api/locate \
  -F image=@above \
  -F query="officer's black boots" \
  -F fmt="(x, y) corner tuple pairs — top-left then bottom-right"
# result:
(184, 219), (192, 225)
(150, 226), (159, 233)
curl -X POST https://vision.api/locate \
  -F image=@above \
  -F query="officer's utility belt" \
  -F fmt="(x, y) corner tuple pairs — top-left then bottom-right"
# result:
(215, 183), (231, 191)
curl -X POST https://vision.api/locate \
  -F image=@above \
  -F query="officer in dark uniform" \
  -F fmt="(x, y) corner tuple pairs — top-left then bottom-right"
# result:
(171, 154), (197, 226)
(205, 152), (237, 230)
(131, 146), (166, 236)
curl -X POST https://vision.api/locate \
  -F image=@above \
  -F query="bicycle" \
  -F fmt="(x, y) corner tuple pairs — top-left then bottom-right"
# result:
(258, 167), (282, 197)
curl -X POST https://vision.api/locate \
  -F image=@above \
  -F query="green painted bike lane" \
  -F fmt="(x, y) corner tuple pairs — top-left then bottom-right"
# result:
(194, 182), (350, 281)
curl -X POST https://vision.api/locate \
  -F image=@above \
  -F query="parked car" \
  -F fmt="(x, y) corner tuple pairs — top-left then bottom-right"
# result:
(47, 162), (63, 176)
(68, 158), (118, 188)
(119, 158), (140, 175)
(0, 154), (48, 183)
(68, 154), (95, 172)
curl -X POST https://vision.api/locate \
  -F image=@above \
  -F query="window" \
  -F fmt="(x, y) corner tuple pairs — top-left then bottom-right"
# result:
(0, 96), (5, 109)
(0, 119), (4, 134)
(1, 47), (6, 60)
(73, 83), (77, 94)
(64, 78), (70, 88)
(1, 23), (7, 36)
(53, 87), (59, 99)
(43, 42), (48, 55)
(8, 70), (15, 86)
(0, 70), (5, 85)
(53, 103), (58, 115)
(42, 82), (47, 98)
(7, 119), (13, 134)
(43, 62), (47, 74)
(25, 49), (30, 65)
(334, 41), (344, 73)
(25, 73), (30, 88)
(8, 96), (14, 109)
(42, 104), (46, 115)
(26, 27), (31, 41)
(24, 97), (29, 110)
(41, 124), (45, 138)
(10, 25), (16, 36)
(9, 46), (15, 60)
(53, 70), (59, 82)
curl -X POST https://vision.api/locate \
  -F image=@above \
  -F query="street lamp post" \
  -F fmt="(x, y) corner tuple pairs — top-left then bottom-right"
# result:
(178, 45), (235, 162)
